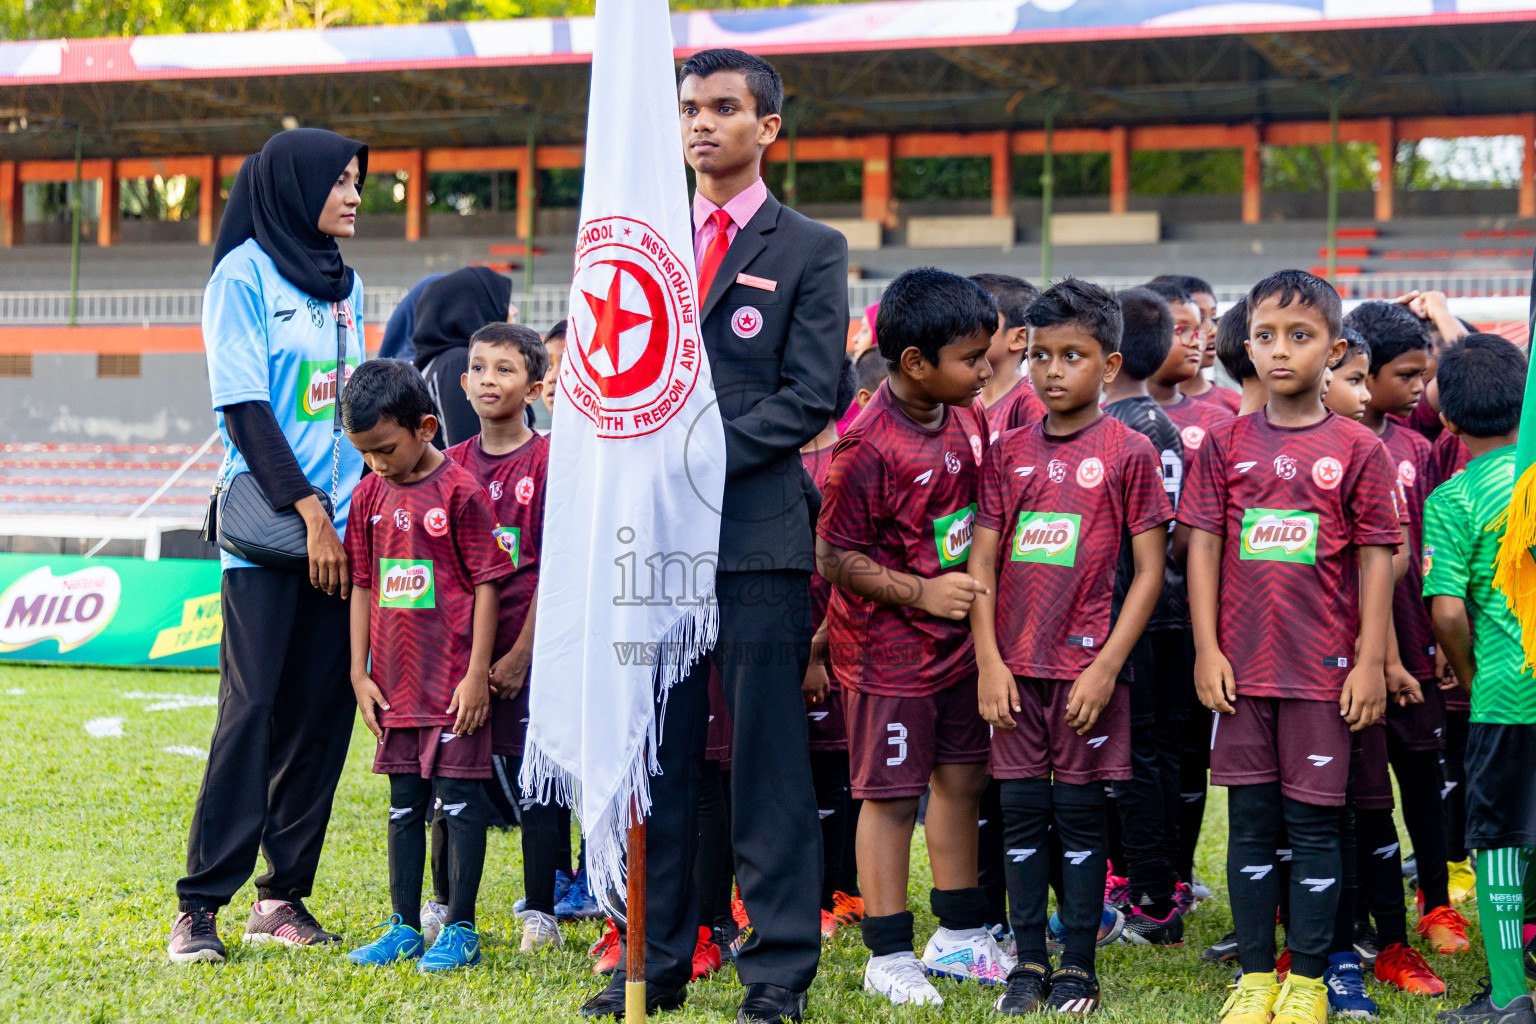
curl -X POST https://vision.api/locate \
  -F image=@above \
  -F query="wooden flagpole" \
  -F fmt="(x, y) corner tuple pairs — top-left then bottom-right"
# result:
(625, 796), (647, 1020)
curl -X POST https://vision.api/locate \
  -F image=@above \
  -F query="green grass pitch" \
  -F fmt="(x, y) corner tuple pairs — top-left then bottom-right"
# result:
(0, 664), (1494, 1023)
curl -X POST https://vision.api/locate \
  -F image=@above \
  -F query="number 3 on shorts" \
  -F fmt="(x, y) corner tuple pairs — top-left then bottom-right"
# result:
(886, 722), (908, 766)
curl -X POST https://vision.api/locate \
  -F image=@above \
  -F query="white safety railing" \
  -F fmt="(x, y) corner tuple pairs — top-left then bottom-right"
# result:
(0, 270), (1526, 328)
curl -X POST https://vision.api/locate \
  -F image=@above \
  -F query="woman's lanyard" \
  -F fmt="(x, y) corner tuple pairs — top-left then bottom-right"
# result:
(330, 300), (352, 508)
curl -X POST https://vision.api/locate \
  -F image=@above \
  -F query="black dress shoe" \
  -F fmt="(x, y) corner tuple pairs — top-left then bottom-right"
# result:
(579, 971), (687, 1019)
(736, 983), (807, 1024)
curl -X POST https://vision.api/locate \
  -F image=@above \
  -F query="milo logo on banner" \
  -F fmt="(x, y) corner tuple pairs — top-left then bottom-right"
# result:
(0, 565), (122, 652)
(932, 504), (976, 569)
(297, 359), (358, 421)
(1241, 509), (1319, 564)
(1012, 511), (1081, 565)
(494, 526), (521, 568)
(379, 559), (435, 608)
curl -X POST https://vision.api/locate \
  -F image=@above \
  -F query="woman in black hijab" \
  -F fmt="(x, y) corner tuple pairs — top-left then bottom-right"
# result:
(412, 266), (515, 447)
(171, 129), (367, 963)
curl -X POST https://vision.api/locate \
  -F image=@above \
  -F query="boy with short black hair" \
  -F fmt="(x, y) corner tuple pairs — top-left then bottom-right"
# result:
(854, 345), (886, 412)
(971, 273), (1046, 438)
(1101, 286), (1191, 943)
(437, 322), (563, 954)
(1214, 299), (1267, 417)
(540, 319), (566, 416)
(817, 267), (1011, 1006)
(1146, 276), (1240, 414)
(1345, 301), (1474, 975)
(339, 358), (510, 972)
(1179, 269), (1400, 1024)
(1322, 327), (1371, 423)
(970, 278), (1173, 1014)
(1422, 333), (1535, 1024)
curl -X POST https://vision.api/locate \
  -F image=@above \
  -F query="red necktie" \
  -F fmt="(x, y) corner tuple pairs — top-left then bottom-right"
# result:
(697, 208), (733, 302)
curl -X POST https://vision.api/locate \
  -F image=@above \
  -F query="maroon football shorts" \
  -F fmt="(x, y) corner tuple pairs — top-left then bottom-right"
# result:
(844, 675), (989, 800)
(1385, 678), (1445, 752)
(491, 684), (531, 757)
(1350, 722), (1395, 810)
(706, 665), (733, 769)
(989, 677), (1132, 784)
(374, 724), (493, 779)
(1209, 696), (1351, 806)
(808, 686), (849, 752)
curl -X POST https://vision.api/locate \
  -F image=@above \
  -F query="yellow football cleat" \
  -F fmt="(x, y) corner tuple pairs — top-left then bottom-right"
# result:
(1219, 970), (1279, 1024)
(1447, 859), (1477, 905)
(1271, 975), (1329, 1024)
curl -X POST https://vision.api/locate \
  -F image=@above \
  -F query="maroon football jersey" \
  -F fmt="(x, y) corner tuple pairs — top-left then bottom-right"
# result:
(818, 383), (989, 697)
(1427, 429), (1472, 492)
(445, 433), (549, 661)
(346, 459), (512, 727)
(1189, 384), (1242, 416)
(988, 377), (1048, 440)
(802, 444), (836, 627)
(1379, 420), (1436, 681)
(977, 414), (1173, 679)
(1162, 394), (1235, 472)
(1177, 411), (1402, 702)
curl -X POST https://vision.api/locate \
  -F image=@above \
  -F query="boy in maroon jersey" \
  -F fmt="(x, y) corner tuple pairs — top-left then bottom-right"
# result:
(338, 360), (510, 972)
(970, 278), (1173, 1014)
(799, 355), (863, 938)
(1150, 286), (1231, 472)
(439, 322), (567, 954)
(1321, 329), (1370, 423)
(970, 273), (1046, 440)
(1344, 302), (1473, 971)
(816, 267), (1010, 1005)
(1148, 273), (1241, 415)
(1213, 299), (1268, 417)
(1179, 270), (1400, 1024)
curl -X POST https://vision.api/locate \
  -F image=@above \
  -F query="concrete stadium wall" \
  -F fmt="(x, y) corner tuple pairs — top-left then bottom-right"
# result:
(0, 353), (215, 445)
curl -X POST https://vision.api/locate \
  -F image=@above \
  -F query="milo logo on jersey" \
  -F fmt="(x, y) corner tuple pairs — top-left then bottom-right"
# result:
(494, 526), (521, 568)
(1240, 509), (1320, 564)
(932, 504), (976, 569)
(1011, 511), (1081, 566)
(379, 559), (435, 608)
(297, 359), (359, 421)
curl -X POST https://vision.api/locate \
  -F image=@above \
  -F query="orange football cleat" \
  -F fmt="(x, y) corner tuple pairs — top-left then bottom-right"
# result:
(820, 908), (837, 941)
(691, 926), (723, 980)
(590, 918), (622, 975)
(833, 891), (865, 927)
(1416, 905), (1471, 954)
(1374, 941), (1447, 995)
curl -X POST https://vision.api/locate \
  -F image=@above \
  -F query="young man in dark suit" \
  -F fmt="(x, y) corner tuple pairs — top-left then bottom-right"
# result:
(580, 48), (849, 1024)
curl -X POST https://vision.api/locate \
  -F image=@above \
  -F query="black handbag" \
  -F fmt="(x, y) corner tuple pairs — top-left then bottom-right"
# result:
(206, 302), (350, 572)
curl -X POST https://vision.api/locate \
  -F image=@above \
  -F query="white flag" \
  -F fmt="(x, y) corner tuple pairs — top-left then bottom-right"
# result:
(521, 0), (725, 910)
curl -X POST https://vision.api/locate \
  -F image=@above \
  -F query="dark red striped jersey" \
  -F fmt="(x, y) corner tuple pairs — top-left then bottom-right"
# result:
(988, 378), (1048, 439)
(346, 459), (512, 727)
(802, 443), (836, 627)
(1380, 419), (1436, 680)
(445, 432), (549, 660)
(818, 382), (988, 697)
(1177, 411), (1402, 702)
(1162, 394), (1236, 471)
(1189, 383), (1242, 416)
(976, 414), (1172, 679)
(1427, 429), (1472, 493)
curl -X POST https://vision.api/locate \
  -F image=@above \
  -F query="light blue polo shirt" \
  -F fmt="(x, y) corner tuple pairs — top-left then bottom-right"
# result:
(205, 238), (367, 571)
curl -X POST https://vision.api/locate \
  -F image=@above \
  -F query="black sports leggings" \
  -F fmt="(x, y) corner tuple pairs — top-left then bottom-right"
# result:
(1001, 778), (1108, 973)
(390, 775), (485, 928)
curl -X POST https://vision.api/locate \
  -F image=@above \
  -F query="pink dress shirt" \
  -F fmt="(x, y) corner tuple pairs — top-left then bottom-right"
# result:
(692, 177), (770, 278)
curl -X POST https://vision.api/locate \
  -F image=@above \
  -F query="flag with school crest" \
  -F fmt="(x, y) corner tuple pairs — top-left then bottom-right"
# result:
(520, 0), (726, 911)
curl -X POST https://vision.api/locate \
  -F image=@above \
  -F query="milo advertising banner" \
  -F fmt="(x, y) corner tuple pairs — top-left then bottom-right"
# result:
(0, 553), (221, 669)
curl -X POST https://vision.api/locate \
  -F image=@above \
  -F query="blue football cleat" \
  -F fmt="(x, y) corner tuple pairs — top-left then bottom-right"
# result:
(418, 921), (482, 972)
(347, 915), (424, 966)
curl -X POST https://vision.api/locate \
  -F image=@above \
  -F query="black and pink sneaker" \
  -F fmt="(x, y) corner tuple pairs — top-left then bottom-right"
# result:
(168, 908), (227, 963)
(242, 899), (342, 948)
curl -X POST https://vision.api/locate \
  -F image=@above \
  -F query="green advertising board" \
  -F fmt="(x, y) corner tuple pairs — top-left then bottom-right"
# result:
(0, 553), (221, 669)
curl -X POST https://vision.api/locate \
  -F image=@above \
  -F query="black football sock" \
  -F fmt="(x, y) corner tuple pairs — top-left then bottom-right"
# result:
(861, 911), (915, 957)
(437, 777), (486, 928)
(838, 795), (863, 897)
(387, 773), (433, 930)
(429, 799), (450, 905)
(1390, 744), (1451, 911)
(558, 804), (575, 876)
(1055, 781), (1108, 975)
(1177, 706), (1211, 885)
(520, 799), (564, 916)
(979, 778), (1008, 927)
(1356, 807), (1410, 947)
(1117, 722), (1177, 913)
(1331, 804), (1358, 955)
(1442, 712), (1469, 862)
(931, 886), (988, 932)
(694, 759), (734, 929)
(1282, 795), (1341, 979)
(1000, 777), (1053, 968)
(1228, 783), (1284, 976)
(811, 751), (852, 913)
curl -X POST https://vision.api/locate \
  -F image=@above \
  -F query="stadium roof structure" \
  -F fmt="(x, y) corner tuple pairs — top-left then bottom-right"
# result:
(1, 0), (1535, 160)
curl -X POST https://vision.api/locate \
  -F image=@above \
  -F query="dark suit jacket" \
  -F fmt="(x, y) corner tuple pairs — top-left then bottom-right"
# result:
(698, 190), (849, 573)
